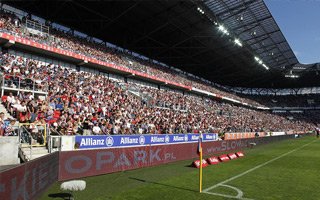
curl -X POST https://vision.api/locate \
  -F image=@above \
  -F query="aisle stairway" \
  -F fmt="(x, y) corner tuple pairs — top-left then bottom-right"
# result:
(19, 145), (49, 161)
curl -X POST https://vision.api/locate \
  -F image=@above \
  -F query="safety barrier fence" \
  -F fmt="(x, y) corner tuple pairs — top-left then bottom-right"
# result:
(19, 123), (48, 147)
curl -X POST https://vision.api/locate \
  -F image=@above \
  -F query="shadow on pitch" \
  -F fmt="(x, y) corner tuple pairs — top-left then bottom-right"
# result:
(129, 177), (197, 193)
(185, 164), (195, 168)
(48, 192), (72, 199)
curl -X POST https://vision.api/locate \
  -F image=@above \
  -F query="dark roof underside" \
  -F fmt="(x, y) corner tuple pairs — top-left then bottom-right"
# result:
(3, 0), (320, 88)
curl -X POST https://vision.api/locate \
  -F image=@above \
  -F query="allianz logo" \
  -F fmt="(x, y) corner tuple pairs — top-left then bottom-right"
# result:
(139, 136), (145, 145)
(106, 136), (114, 147)
(205, 134), (214, 140)
(165, 135), (170, 143)
(173, 135), (188, 142)
(191, 135), (199, 140)
(120, 137), (140, 145)
(151, 136), (165, 143)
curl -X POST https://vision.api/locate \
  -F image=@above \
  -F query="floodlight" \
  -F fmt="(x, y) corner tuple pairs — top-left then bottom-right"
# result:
(234, 38), (242, 47)
(197, 7), (205, 14)
(262, 64), (269, 70)
(218, 25), (225, 31)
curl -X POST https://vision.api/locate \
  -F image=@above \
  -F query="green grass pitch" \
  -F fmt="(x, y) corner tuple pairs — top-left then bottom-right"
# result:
(40, 136), (320, 200)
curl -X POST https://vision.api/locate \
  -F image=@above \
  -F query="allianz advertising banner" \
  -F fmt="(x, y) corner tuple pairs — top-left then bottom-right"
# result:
(75, 133), (218, 149)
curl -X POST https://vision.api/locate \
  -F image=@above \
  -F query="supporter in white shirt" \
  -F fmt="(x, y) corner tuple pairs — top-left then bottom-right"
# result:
(92, 123), (101, 135)
(6, 93), (14, 104)
(13, 66), (20, 74)
(113, 124), (119, 134)
(28, 94), (34, 100)
(3, 64), (11, 72)
(16, 101), (27, 113)
(138, 127), (143, 134)
(11, 96), (19, 105)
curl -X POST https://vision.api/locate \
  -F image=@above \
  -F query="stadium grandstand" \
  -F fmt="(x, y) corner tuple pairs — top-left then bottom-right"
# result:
(0, 1), (319, 200)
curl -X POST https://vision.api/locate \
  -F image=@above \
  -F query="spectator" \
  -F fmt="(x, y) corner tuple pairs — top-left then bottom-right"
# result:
(4, 119), (17, 136)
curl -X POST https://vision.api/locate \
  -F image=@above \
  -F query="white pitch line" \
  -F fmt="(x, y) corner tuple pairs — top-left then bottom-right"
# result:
(203, 183), (253, 200)
(204, 191), (254, 200)
(203, 139), (317, 194)
(204, 184), (255, 200)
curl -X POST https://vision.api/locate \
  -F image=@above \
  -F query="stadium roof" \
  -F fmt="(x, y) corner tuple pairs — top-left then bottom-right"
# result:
(204, 0), (298, 69)
(3, 0), (320, 88)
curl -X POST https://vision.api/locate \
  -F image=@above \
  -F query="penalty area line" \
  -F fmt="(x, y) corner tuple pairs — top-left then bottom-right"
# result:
(202, 139), (317, 197)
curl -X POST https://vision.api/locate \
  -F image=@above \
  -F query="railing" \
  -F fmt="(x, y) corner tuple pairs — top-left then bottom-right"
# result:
(19, 123), (48, 147)
(25, 19), (49, 35)
(153, 101), (188, 112)
(19, 125), (33, 160)
(19, 125), (31, 144)
(1, 74), (48, 96)
(48, 135), (62, 153)
(17, 123), (50, 161)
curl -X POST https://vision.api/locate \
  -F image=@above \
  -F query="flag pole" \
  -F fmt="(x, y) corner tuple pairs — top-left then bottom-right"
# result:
(199, 134), (203, 193)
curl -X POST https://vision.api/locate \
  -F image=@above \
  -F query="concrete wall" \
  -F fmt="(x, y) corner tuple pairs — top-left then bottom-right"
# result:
(0, 137), (19, 166)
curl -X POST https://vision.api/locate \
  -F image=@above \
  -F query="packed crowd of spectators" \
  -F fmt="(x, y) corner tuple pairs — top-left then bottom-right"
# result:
(241, 94), (320, 108)
(0, 10), (317, 139)
(0, 53), (315, 137)
(0, 10), (265, 106)
(0, 52), (49, 91)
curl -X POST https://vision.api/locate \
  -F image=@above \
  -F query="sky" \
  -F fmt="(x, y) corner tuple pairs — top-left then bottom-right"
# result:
(265, 0), (320, 64)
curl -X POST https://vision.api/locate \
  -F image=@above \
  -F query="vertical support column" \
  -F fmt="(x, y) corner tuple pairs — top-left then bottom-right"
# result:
(18, 77), (21, 95)
(1, 75), (4, 97)
(32, 80), (35, 96)
(44, 123), (47, 145)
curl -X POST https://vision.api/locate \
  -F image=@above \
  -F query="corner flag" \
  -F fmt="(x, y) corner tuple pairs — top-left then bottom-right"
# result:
(198, 134), (203, 193)
(197, 134), (202, 155)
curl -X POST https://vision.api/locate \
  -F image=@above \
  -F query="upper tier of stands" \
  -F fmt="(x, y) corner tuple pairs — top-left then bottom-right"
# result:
(241, 94), (320, 108)
(2, 9), (320, 111)
(0, 11), (266, 108)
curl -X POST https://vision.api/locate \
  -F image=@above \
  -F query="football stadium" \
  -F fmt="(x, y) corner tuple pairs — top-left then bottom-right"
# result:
(0, 0), (319, 200)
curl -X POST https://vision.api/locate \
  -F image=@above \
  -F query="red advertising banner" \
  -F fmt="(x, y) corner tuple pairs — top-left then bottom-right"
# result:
(236, 151), (245, 157)
(193, 159), (209, 168)
(218, 154), (230, 162)
(59, 143), (198, 181)
(227, 153), (238, 160)
(207, 156), (220, 165)
(225, 132), (266, 140)
(0, 153), (59, 200)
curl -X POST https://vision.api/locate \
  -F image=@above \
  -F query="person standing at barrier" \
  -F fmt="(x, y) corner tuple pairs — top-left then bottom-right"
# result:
(92, 122), (102, 135)
(0, 112), (5, 136)
(82, 115), (92, 135)
(4, 118), (17, 136)
(6, 92), (14, 111)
